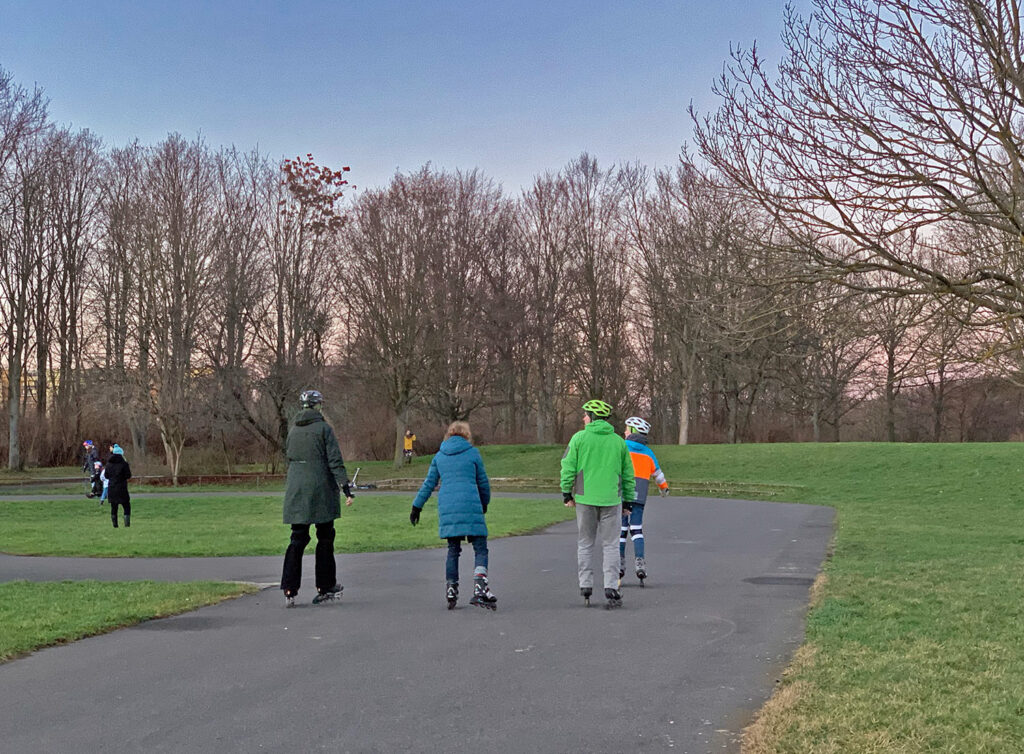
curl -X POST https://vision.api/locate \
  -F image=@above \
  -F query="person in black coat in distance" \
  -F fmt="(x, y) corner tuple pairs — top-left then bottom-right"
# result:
(104, 444), (132, 528)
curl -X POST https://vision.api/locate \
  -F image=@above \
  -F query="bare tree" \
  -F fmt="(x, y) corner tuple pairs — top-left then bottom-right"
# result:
(202, 148), (274, 467)
(562, 154), (634, 410)
(96, 141), (157, 460)
(142, 134), (217, 483)
(780, 284), (874, 441)
(0, 72), (48, 468)
(257, 154), (349, 455)
(860, 278), (928, 441)
(695, 0), (1024, 328)
(344, 168), (440, 467)
(476, 190), (528, 440)
(519, 172), (575, 443)
(36, 128), (102, 460)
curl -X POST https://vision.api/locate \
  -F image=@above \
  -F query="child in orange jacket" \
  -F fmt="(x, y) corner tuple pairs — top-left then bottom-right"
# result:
(621, 416), (669, 584)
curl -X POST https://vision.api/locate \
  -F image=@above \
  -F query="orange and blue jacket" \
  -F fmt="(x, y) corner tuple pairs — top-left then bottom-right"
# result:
(625, 434), (668, 504)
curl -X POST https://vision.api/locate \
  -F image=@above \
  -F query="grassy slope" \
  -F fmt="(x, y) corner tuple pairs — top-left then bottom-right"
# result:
(490, 441), (1022, 754)
(481, 442), (1024, 752)
(0, 580), (256, 661)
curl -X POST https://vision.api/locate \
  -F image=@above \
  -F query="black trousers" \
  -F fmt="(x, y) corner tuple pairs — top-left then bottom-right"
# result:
(280, 522), (337, 595)
(110, 499), (131, 527)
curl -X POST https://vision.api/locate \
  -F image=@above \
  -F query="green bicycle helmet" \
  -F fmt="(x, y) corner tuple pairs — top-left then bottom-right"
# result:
(582, 399), (612, 418)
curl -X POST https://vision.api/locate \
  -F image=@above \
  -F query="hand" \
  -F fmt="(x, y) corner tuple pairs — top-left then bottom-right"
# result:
(410, 506), (421, 526)
(345, 497), (354, 507)
(563, 492), (575, 508)
(342, 483), (353, 499)
(660, 487), (669, 497)
(482, 502), (488, 514)
(622, 502), (633, 515)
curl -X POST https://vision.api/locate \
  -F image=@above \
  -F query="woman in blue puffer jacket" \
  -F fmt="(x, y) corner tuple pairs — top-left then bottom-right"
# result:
(410, 422), (496, 610)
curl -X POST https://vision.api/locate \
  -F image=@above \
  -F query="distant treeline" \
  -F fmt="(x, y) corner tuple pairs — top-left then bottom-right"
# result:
(4, 0), (1024, 474)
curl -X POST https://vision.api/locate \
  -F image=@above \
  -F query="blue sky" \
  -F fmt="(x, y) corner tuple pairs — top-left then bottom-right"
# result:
(0, 1), (801, 193)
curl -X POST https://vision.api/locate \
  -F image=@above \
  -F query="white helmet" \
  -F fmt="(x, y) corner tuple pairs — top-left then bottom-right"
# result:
(625, 416), (651, 435)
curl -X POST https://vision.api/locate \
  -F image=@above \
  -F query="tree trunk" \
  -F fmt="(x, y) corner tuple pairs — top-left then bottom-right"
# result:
(726, 388), (738, 444)
(535, 367), (555, 444)
(8, 365), (22, 471)
(885, 352), (897, 442)
(393, 406), (409, 469)
(931, 360), (946, 443)
(129, 410), (148, 461)
(677, 383), (690, 445)
(35, 339), (47, 419)
(8, 328), (24, 470)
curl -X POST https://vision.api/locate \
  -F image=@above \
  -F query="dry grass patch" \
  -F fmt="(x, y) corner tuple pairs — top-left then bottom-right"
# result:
(743, 645), (816, 754)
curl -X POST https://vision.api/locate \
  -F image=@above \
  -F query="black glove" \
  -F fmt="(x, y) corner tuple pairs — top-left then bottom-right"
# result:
(342, 483), (353, 499)
(409, 506), (420, 526)
(563, 492), (574, 505)
(482, 502), (488, 514)
(622, 501), (634, 514)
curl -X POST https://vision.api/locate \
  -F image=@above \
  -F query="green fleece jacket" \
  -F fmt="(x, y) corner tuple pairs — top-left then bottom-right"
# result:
(560, 419), (637, 506)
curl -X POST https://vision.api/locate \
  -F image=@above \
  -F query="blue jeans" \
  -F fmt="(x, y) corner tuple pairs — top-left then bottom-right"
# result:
(446, 536), (488, 583)
(620, 503), (646, 559)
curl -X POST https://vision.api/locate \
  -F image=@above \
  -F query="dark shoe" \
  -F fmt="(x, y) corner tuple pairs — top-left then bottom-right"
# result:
(470, 575), (497, 611)
(604, 588), (623, 609)
(124, 514), (130, 527)
(446, 581), (458, 610)
(312, 584), (343, 605)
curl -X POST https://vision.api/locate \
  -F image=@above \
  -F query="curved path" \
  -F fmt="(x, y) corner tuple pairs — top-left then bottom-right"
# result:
(0, 495), (833, 753)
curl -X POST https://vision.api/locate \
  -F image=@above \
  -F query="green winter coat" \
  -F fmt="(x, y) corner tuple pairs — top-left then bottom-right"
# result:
(282, 409), (350, 524)
(560, 419), (637, 506)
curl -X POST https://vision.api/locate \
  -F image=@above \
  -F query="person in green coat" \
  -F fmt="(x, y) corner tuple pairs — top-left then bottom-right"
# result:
(280, 390), (354, 607)
(560, 399), (637, 608)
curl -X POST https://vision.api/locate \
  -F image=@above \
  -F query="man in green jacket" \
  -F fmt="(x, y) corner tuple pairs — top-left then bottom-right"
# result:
(560, 399), (637, 608)
(281, 390), (354, 607)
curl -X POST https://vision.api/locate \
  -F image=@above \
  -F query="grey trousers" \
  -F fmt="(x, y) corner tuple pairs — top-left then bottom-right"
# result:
(576, 503), (622, 590)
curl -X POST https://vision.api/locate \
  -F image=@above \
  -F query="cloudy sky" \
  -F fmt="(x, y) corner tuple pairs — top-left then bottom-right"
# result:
(0, 0), (806, 192)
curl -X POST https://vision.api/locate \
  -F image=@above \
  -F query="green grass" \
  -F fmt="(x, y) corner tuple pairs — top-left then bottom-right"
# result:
(0, 580), (256, 662)
(0, 494), (573, 557)
(639, 442), (1024, 753)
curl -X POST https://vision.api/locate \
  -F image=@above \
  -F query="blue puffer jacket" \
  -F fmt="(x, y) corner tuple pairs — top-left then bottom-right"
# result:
(412, 436), (491, 539)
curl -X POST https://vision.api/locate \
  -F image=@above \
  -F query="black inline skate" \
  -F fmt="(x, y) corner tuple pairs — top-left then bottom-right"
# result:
(284, 590), (297, 608)
(446, 581), (459, 610)
(618, 555), (625, 581)
(604, 588), (623, 609)
(469, 575), (497, 611)
(580, 586), (593, 607)
(312, 583), (343, 605)
(635, 557), (647, 587)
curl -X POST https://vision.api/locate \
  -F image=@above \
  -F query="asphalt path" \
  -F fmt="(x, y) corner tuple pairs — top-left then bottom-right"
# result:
(0, 495), (833, 754)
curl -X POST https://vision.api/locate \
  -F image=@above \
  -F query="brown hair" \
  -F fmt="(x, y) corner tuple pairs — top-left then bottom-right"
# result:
(444, 421), (472, 443)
